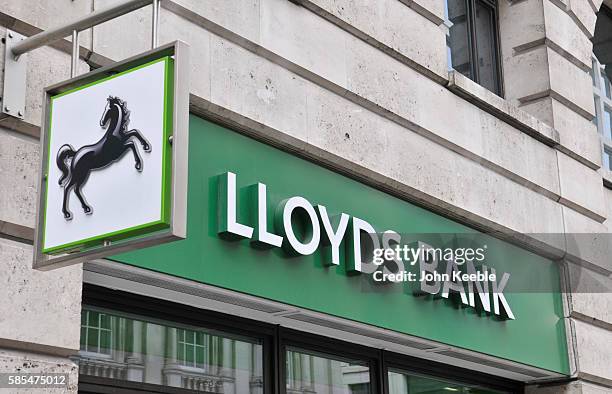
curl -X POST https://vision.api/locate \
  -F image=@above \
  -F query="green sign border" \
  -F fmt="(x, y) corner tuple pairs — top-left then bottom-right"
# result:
(41, 56), (174, 254)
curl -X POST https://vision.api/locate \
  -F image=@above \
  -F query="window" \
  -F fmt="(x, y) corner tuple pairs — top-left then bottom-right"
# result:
(176, 328), (207, 369)
(592, 55), (612, 172)
(285, 348), (372, 394)
(604, 147), (612, 172)
(76, 306), (264, 391)
(602, 70), (611, 99)
(80, 310), (113, 355)
(388, 369), (509, 394)
(446, 0), (502, 95)
(604, 106), (612, 140)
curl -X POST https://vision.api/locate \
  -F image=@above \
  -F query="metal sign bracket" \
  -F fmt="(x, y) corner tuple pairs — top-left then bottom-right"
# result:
(0, 0), (159, 121)
(2, 29), (27, 120)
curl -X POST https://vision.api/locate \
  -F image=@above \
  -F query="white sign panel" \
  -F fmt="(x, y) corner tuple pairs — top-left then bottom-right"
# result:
(34, 42), (189, 270)
(43, 59), (169, 253)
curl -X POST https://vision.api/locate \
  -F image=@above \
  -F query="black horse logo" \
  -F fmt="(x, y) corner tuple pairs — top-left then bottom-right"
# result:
(56, 96), (151, 220)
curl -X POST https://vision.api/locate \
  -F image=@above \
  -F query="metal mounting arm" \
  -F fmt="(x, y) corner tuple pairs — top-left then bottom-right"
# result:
(2, 0), (160, 120)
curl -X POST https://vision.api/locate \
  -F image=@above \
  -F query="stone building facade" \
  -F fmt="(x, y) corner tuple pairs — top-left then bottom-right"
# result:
(0, 0), (611, 393)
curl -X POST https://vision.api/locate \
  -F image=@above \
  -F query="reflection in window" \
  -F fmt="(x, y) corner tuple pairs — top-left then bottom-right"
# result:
(602, 107), (612, 139)
(594, 96), (600, 126)
(604, 106), (612, 140)
(286, 348), (371, 394)
(604, 147), (612, 171)
(80, 310), (113, 355)
(388, 369), (508, 394)
(75, 307), (264, 393)
(602, 70), (611, 99)
(447, 0), (471, 78)
(177, 329), (206, 369)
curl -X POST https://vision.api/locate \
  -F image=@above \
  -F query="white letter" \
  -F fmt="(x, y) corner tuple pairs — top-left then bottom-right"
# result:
(381, 230), (405, 275)
(218, 172), (253, 239)
(275, 196), (321, 255)
(491, 268), (515, 320)
(373, 248), (384, 265)
(316, 205), (349, 266)
(251, 183), (283, 248)
(466, 262), (491, 312)
(441, 261), (469, 305)
(346, 217), (380, 274)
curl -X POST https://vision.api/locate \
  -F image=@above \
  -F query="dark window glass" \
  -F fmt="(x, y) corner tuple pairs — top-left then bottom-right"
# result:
(286, 348), (371, 394)
(388, 369), (509, 394)
(349, 383), (371, 394)
(446, 0), (501, 95)
(475, 1), (499, 92)
(447, 0), (472, 79)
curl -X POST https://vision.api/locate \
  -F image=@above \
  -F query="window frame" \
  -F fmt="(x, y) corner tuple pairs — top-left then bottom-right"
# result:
(447, 0), (504, 96)
(80, 284), (524, 394)
(176, 328), (207, 370)
(278, 327), (382, 394)
(592, 55), (612, 172)
(80, 309), (114, 357)
(80, 284), (276, 394)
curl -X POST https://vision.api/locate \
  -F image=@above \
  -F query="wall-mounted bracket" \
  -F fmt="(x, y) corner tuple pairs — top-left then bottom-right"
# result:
(2, 30), (27, 120)
(0, 0), (159, 121)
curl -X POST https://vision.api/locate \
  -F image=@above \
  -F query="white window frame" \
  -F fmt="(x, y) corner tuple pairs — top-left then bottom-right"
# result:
(80, 310), (114, 357)
(592, 56), (612, 172)
(177, 328), (207, 370)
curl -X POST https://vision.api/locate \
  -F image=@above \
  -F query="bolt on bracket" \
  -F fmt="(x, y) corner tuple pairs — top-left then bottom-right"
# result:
(2, 29), (27, 120)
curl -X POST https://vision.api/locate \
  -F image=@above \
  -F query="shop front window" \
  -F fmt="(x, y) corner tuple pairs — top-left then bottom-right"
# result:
(388, 369), (509, 394)
(78, 286), (524, 394)
(286, 348), (372, 394)
(75, 307), (264, 393)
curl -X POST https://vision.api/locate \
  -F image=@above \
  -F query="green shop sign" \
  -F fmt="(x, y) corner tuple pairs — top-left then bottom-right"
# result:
(115, 116), (569, 375)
